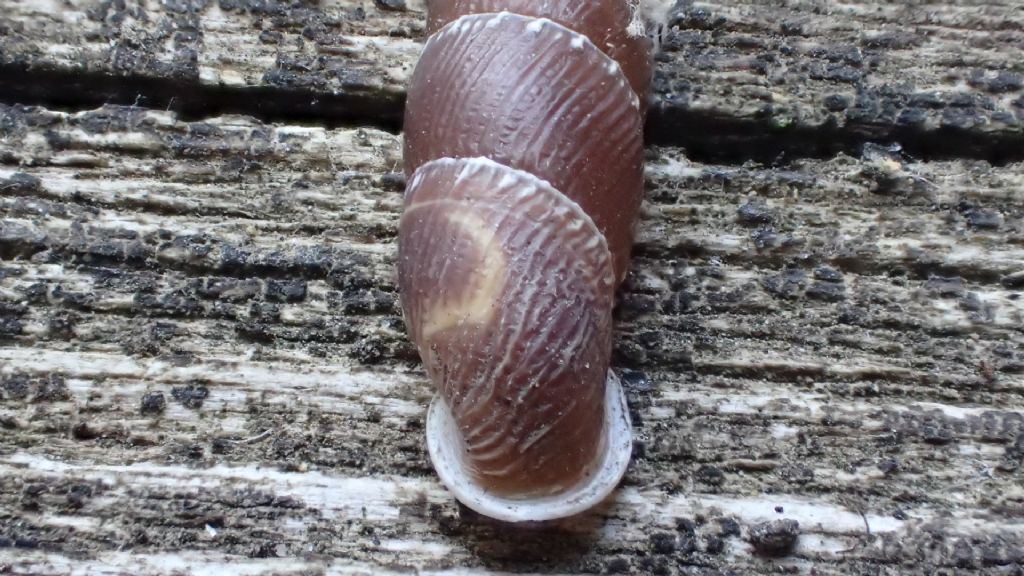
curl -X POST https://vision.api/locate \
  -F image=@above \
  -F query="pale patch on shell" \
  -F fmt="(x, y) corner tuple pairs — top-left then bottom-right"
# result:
(416, 158), (614, 292)
(417, 209), (506, 340)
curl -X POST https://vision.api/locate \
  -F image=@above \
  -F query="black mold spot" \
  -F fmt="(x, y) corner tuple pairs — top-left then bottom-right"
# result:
(813, 266), (843, 282)
(762, 269), (807, 299)
(718, 517), (741, 538)
(747, 519), (800, 556)
(374, 0), (406, 11)
(171, 384), (209, 409)
(351, 336), (387, 365)
(1, 372), (30, 401)
(695, 464), (725, 487)
(824, 94), (850, 111)
(378, 172), (406, 192)
(0, 172), (42, 193)
(1, 373), (69, 402)
(805, 280), (846, 302)
(140, 392), (167, 415)
(236, 321), (277, 344)
(649, 532), (677, 554)
(964, 209), (1002, 230)
(72, 421), (100, 440)
(604, 557), (630, 573)
(65, 483), (94, 509)
(736, 201), (775, 225)
(969, 70), (1023, 95)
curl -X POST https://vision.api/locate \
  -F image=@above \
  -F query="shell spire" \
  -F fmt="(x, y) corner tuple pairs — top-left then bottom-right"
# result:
(399, 0), (654, 522)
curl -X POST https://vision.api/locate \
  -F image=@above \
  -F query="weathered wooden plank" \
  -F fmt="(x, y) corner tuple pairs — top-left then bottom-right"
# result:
(0, 0), (423, 128)
(1, 1), (1021, 161)
(650, 0), (1024, 161)
(1, 104), (1022, 574)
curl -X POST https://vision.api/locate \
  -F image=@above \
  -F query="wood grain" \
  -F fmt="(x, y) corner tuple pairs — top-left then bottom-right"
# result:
(650, 0), (1024, 161)
(2, 103), (1022, 574)
(1, 0), (1021, 161)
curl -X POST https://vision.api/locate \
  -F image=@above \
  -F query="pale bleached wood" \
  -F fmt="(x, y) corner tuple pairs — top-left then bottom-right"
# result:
(1, 104), (1023, 574)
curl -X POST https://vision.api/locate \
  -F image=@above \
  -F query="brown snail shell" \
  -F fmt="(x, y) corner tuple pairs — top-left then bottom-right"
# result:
(424, 0), (654, 109)
(399, 2), (655, 522)
(404, 11), (645, 281)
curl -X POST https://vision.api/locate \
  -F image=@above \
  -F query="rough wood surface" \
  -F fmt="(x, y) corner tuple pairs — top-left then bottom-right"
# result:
(650, 0), (1024, 161)
(1, 0), (1021, 161)
(2, 0), (1024, 574)
(1, 103), (1022, 574)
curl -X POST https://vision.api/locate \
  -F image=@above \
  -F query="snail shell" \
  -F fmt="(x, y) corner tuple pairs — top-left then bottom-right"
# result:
(399, 1), (654, 522)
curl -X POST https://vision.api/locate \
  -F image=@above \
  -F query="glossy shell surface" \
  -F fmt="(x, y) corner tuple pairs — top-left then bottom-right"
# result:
(400, 0), (651, 521)
(404, 12), (644, 280)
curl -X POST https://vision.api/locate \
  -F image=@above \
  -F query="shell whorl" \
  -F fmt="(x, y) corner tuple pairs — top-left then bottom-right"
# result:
(404, 11), (645, 280)
(425, 0), (653, 106)
(400, 1), (651, 521)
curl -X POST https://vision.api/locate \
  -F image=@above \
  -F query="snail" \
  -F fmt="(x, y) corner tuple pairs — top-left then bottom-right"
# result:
(398, 0), (666, 522)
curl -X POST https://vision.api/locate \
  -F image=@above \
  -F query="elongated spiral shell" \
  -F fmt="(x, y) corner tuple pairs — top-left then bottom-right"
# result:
(399, 1), (654, 522)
